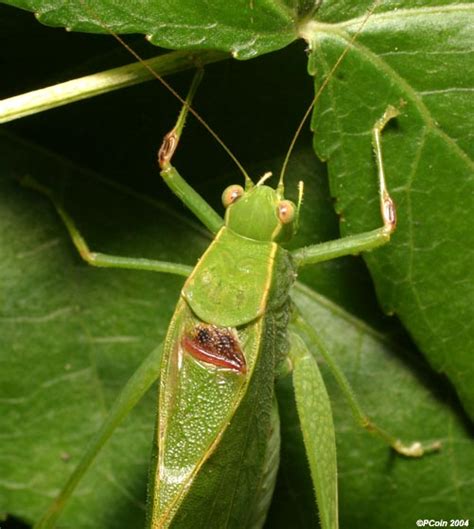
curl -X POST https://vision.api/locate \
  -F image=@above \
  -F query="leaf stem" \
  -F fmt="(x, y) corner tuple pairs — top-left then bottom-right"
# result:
(0, 49), (228, 123)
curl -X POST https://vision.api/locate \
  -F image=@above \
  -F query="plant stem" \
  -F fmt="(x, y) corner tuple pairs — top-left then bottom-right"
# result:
(0, 49), (228, 123)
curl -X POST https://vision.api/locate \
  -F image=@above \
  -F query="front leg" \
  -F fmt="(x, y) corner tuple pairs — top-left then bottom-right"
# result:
(291, 106), (399, 268)
(158, 70), (224, 235)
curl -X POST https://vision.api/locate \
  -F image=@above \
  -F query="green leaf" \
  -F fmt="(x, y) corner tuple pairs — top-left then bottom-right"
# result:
(267, 283), (474, 529)
(308, 3), (474, 418)
(1, 0), (310, 59)
(34, 343), (163, 529)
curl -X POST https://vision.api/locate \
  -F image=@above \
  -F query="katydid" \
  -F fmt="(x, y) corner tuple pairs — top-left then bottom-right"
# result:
(5, 4), (443, 529)
(25, 78), (437, 529)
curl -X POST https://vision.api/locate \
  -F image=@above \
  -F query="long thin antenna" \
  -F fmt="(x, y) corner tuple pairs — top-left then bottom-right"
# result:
(79, 1), (251, 182)
(278, 1), (381, 185)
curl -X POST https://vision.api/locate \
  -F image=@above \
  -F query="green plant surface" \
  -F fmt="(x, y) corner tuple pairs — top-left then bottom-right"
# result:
(1, 0), (305, 59)
(309, 2), (474, 419)
(0, 1), (473, 528)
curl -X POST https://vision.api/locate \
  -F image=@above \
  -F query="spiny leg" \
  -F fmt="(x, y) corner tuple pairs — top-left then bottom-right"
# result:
(292, 313), (441, 457)
(22, 176), (192, 277)
(291, 106), (399, 268)
(34, 343), (163, 529)
(23, 72), (226, 272)
(158, 69), (224, 235)
(287, 331), (338, 529)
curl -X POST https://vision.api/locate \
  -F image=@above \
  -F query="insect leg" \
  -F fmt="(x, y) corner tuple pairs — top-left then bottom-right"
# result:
(158, 70), (224, 235)
(291, 106), (399, 268)
(292, 313), (441, 457)
(34, 343), (163, 529)
(21, 175), (192, 277)
(288, 331), (338, 529)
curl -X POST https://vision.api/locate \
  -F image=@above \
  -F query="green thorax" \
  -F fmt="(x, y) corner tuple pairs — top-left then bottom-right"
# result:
(182, 227), (278, 327)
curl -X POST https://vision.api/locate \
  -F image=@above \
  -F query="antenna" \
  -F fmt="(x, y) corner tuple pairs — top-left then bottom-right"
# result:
(278, 1), (381, 186)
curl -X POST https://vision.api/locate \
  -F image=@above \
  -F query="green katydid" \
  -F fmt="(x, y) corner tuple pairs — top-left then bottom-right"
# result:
(1, 3), (451, 529)
(22, 48), (438, 529)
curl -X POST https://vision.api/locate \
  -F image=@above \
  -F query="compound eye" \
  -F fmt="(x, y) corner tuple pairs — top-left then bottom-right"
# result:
(277, 200), (296, 224)
(222, 185), (244, 208)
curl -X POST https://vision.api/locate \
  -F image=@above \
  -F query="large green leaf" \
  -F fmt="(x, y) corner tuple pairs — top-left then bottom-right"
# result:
(309, 3), (474, 417)
(1, 0), (311, 59)
(269, 283), (474, 529)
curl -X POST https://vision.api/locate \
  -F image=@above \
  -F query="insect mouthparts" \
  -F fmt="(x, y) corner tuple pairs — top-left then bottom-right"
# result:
(256, 172), (273, 186)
